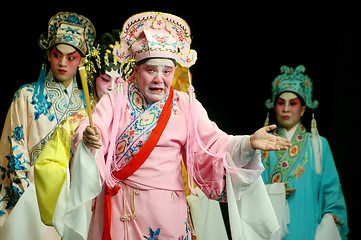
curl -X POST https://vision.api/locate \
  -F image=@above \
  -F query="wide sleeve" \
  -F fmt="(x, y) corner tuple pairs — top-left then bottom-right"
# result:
(182, 99), (228, 201)
(184, 98), (263, 201)
(57, 93), (118, 240)
(0, 88), (31, 225)
(183, 98), (278, 239)
(319, 137), (349, 239)
(226, 136), (265, 196)
(34, 125), (71, 226)
(72, 91), (116, 184)
(226, 137), (279, 240)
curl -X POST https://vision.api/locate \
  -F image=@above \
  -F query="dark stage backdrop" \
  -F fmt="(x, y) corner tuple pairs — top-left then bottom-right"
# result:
(1, 4), (359, 239)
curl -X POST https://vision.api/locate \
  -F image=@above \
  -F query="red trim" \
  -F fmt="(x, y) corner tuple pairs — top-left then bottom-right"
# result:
(112, 87), (174, 181)
(102, 87), (174, 240)
(102, 185), (120, 240)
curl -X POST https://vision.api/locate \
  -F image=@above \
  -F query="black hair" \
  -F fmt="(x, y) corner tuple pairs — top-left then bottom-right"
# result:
(91, 29), (121, 76)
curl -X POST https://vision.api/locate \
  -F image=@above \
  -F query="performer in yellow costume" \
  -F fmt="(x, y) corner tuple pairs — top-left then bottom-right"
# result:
(0, 12), (95, 239)
(35, 30), (133, 226)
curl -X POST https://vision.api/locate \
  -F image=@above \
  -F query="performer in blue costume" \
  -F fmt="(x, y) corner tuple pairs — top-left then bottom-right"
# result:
(261, 65), (349, 239)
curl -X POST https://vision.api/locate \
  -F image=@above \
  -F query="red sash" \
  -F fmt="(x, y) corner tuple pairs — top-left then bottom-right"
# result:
(102, 87), (174, 240)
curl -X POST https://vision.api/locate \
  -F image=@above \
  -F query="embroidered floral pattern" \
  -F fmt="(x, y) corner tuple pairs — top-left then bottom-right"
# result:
(181, 220), (191, 240)
(267, 124), (309, 184)
(0, 137), (29, 214)
(31, 94), (54, 121)
(281, 161), (289, 169)
(1, 72), (85, 219)
(12, 83), (32, 101)
(291, 163), (306, 180)
(144, 227), (160, 240)
(331, 213), (345, 226)
(272, 172), (281, 183)
(11, 125), (24, 141)
(142, 215), (190, 239)
(114, 82), (178, 169)
(261, 150), (270, 169)
(289, 144), (299, 157)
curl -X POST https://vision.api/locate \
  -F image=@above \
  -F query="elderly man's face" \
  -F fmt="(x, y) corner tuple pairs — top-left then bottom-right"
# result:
(135, 58), (175, 104)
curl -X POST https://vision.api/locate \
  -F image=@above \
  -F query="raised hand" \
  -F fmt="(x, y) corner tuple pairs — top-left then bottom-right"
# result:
(83, 125), (102, 150)
(250, 124), (291, 151)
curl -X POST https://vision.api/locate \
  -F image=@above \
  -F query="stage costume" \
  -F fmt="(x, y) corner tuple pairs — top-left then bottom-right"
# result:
(64, 12), (279, 240)
(0, 12), (95, 238)
(35, 35), (134, 227)
(261, 65), (349, 239)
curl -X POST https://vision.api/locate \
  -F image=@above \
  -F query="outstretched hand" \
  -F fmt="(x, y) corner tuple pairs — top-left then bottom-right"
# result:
(250, 124), (291, 151)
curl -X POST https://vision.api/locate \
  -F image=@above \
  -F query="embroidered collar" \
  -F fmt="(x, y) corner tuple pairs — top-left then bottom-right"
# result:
(41, 71), (84, 123)
(114, 82), (176, 170)
(46, 71), (77, 90)
(268, 123), (309, 183)
(127, 81), (151, 114)
(283, 123), (300, 140)
(273, 123), (306, 140)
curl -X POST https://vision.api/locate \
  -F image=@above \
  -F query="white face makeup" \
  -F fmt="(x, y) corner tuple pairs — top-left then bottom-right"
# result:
(136, 58), (175, 104)
(95, 69), (120, 100)
(275, 92), (306, 131)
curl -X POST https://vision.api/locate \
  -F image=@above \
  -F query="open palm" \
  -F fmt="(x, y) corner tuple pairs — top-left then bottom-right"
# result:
(250, 124), (291, 151)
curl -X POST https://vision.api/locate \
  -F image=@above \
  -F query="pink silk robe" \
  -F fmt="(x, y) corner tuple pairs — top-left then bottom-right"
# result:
(74, 84), (261, 240)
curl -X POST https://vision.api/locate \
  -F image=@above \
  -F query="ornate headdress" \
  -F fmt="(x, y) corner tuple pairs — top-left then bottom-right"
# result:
(85, 40), (135, 104)
(85, 44), (134, 91)
(264, 65), (323, 174)
(39, 12), (96, 56)
(265, 65), (318, 109)
(32, 12), (95, 115)
(113, 12), (197, 67)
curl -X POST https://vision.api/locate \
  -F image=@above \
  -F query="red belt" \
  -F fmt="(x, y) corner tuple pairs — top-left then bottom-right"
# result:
(102, 87), (174, 240)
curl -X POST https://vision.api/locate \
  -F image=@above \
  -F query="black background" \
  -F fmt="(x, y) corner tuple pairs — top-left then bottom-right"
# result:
(1, 3), (359, 239)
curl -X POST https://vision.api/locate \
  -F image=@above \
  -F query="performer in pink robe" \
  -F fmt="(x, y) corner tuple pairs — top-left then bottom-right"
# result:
(72, 12), (291, 240)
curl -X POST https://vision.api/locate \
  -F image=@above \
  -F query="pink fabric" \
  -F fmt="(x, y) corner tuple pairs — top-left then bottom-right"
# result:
(73, 83), (259, 239)
(114, 12), (197, 68)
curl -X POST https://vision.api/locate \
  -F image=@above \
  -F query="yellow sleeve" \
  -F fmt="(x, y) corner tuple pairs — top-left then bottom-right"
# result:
(34, 107), (89, 226)
(34, 126), (71, 226)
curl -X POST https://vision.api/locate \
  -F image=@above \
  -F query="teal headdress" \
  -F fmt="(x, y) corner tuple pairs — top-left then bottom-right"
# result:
(265, 65), (318, 109)
(264, 65), (323, 175)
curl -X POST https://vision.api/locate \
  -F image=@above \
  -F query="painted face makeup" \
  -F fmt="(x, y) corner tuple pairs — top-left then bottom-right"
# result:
(47, 44), (83, 86)
(136, 58), (175, 104)
(95, 69), (120, 100)
(275, 92), (306, 131)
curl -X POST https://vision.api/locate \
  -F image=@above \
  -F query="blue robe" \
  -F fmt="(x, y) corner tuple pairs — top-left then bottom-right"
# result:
(261, 124), (349, 239)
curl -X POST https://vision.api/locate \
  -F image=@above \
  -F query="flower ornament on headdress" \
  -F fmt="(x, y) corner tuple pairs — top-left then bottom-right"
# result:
(39, 12), (96, 56)
(265, 65), (318, 109)
(113, 12), (197, 67)
(85, 43), (135, 98)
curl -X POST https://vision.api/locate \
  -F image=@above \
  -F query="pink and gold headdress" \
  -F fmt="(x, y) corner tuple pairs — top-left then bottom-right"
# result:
(110, 12), (251, 197)
(113, 12), (197, 67)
